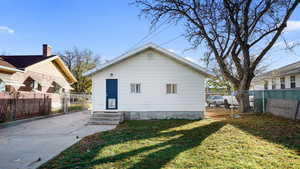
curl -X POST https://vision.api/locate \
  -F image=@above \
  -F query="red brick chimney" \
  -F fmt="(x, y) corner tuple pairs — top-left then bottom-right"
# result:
(43, 44), (52, 57)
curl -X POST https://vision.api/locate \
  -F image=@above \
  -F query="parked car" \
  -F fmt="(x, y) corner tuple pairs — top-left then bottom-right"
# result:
(223, 95), (239, 106)
(206, 95), (224, 107)
(207, 95), (253, 108)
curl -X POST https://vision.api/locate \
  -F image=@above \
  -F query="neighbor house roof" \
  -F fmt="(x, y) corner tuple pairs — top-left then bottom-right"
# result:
(0, 55), (77, 83)
(84, 43), (214, 77)
(254, 60), (300, 81)
(0, 55), (56, 70)
(0, 57), (24, 73)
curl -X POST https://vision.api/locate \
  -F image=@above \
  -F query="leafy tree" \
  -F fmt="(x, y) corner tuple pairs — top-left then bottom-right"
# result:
(58, 47), (100, 94)
(134, 0), (299, 112)
(207, 78), (232, 94)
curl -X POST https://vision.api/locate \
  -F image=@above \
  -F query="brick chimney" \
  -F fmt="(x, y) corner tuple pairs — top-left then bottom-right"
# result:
(43, 44), (52, 57)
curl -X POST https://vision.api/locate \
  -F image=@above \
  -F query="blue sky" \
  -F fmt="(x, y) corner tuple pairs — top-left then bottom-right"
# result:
(0, 0), (299, 70)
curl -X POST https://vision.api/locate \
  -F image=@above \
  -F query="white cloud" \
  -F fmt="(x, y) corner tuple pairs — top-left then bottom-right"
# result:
(286, 21), (300, 32)
(0, 26), (15, 34)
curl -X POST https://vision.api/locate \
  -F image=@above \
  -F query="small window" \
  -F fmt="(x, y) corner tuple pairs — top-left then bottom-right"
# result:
(264, 80), (268, 90)
(0, 79), (5, 92)
(53, 82), (61, 93)
(290, 76), (296, 88)
(31, 80), (42, 91)
(130, 83), (141, 93)
(272, 78), (276, 89)
(166, 84), (177, 94)
(280, 77), (285, 89)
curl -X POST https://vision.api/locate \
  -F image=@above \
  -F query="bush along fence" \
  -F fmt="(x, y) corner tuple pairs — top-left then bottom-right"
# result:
(0, 92), (51, 123)
(253, 89), (300, 120)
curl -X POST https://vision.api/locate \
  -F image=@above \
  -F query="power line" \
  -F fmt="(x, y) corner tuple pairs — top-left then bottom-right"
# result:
(128, 20), (172, 51)
(159, 34), (184, 46)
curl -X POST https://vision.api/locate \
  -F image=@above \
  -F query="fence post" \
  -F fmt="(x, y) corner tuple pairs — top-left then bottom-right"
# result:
(63, 93), (68, 113)
(13, 93), (16, 120)
(262, 90), (265, 113)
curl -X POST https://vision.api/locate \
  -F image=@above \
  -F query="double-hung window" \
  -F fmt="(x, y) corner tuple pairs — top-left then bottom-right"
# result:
(166, 84), (177, 94)
(31, 80), (42, 92)
(264, 80), (268, 90)
(271, 78), (276, 89)
(130, 83), (141, 93)
(290, 76), (296, 88)
(280, 77), (285, 89)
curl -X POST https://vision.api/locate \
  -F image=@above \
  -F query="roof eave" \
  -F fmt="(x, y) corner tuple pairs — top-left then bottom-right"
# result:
(0, 65), (24, 74)
(52, 57), (77, 84)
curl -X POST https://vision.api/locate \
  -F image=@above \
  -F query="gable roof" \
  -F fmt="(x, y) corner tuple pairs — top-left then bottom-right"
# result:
(0, 57), (24, 73)
(84, 43), (214, 78)
(27, 55), (77, 84)
(0, 55), (56, 70)
(0, 55), (77, 83)
(254, 60), (300, 81)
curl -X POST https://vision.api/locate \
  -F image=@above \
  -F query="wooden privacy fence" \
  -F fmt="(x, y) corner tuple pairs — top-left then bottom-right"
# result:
(0, 92), (51, 122)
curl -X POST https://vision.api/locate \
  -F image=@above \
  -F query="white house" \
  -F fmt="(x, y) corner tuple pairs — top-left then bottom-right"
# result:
(251, 61), (300, 90)
(85, 43), (213, 120)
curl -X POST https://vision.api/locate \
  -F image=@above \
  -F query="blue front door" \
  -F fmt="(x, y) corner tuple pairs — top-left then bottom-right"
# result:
(106, 79), (118, 110)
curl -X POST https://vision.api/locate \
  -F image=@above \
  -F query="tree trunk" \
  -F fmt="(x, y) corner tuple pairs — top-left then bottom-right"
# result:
(236, 78), (251, 113)
(237, 92), (250, 113)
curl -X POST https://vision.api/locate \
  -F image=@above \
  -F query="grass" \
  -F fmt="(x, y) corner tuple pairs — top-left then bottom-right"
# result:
(39, 108), (300, 169)
(51, 103), (90, 114)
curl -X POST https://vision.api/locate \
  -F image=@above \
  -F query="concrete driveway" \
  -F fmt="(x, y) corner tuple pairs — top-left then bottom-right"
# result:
(0, 111), (116, 169)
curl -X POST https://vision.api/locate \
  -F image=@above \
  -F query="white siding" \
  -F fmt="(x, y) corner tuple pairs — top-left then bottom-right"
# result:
(252, 75), (300, 90)
(296, 74), (300, 88)
(92, 49), (206, 112)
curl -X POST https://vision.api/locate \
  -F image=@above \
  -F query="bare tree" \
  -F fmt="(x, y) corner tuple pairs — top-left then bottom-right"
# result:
(57, 47), (101, 94)
(134, 0), (299, 112)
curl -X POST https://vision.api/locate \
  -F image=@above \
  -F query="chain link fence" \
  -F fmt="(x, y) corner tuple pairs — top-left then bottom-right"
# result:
(252, 89), (300, 120)
(207, 89), (300, 120)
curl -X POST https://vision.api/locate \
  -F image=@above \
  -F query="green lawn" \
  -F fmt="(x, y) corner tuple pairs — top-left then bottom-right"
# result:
(39, 111), (300, 169)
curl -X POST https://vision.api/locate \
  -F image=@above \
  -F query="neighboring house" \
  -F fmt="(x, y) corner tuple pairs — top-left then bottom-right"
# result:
(0, 44), (77, 110)
(251, 61), (300, 90)
(85, 43), (213, 120)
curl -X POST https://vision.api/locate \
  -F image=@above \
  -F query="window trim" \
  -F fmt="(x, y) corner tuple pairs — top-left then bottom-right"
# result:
(280, 77), (285, 89)
(0, 79), (5, 92)
(31, 80), (42, 92)
(290, 75), (296, 88)
(271, 78), (276, 89)
(264, 80), (268, 90)
(166, 83), (177, 94)
(130, 83), (141, 94)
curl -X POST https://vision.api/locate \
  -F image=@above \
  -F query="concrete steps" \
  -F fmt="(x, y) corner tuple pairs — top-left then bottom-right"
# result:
(88, 112), (123, 125)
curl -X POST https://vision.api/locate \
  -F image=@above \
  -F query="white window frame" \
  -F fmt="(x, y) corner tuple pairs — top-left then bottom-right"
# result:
(264, 80), (268, 90)
(0, 79), (5, 92)
(53, 82), (62, 93)
(280, 77), (285, 89)
(31, 80), (42, 92)
(130, 83), (141, 93)
(166, 83), (177, 94)
(271, 78), (276, 89)
(290, 75), (296, 88)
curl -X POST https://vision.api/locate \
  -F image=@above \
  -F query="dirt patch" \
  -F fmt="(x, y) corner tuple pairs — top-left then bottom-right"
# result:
(205, 107), (239, 119)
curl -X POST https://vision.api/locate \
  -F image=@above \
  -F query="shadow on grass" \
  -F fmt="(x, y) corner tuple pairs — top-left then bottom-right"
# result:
(39, 114), (300, 169)
(42, 120), (225, 169)
(224, 115), (300, 154)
